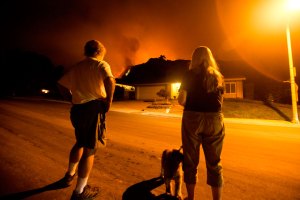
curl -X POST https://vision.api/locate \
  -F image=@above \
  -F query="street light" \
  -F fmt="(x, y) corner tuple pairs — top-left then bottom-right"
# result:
(285, 0), (299, 123)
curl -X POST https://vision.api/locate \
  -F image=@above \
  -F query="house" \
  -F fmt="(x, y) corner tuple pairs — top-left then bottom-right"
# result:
(117, 56), (247, 100)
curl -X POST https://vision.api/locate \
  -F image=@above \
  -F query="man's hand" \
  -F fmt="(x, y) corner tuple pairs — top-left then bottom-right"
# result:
(178, 90), (187, 106)
(103, 99), (111, 113)
(56, 83), (72, 102)
(104, 77), (116, 112)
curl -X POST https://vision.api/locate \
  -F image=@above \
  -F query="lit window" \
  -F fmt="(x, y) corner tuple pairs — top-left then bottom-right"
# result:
(171, 83), (181, 92)
(171, 82), (181, 99)
(225, 82), (236, 94)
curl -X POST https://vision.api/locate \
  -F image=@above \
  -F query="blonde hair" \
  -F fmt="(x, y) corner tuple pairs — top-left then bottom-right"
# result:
(189, 46), (223, 93)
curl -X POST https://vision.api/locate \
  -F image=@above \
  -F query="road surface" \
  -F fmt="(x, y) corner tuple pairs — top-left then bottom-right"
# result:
(0, 99), (299, 200)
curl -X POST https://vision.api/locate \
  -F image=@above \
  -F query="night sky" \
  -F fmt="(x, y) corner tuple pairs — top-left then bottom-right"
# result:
(1, 0), (300, 80)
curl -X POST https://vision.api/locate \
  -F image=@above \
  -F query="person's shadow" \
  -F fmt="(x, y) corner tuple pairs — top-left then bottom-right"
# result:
(0, 177), (70, 200)
(122, 176), (180, 200)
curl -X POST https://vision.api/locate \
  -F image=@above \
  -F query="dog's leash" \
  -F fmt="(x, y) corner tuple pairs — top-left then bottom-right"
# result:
(178, 145), (183, 151)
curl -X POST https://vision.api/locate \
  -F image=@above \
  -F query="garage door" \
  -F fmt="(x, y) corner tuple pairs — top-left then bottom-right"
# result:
(137, 85), (166, 100)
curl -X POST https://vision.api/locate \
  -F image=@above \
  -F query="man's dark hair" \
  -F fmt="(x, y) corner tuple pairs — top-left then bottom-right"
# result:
(84, 40), (106, 57)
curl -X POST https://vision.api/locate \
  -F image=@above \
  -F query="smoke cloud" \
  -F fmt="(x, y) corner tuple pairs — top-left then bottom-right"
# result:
(2, 0), (299, 80)
(2, 0), (229, 77)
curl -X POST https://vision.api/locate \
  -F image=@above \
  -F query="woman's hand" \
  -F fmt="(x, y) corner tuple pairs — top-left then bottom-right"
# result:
(178, 90), (187, 106)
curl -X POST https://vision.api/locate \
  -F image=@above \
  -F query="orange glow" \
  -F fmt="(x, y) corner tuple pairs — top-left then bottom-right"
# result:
(216, 0), (300, 81)
(254, 1), (286, 29)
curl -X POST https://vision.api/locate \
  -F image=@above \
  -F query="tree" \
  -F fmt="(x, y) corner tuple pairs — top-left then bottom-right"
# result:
(0, 49), (55, 96)
(157, 89), (170, 100)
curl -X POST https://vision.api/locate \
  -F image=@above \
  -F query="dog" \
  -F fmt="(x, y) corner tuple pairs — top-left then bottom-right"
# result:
(160, 147), (184, 200)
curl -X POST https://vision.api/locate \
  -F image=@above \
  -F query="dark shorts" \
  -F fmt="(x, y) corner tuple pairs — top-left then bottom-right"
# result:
(70, 99), (106, 149)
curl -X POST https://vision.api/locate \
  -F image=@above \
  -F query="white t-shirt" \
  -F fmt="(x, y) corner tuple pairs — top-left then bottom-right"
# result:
(59, 57), (114, 104)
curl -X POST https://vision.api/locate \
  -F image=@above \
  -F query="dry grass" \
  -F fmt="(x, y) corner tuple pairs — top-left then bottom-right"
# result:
(114, 98), (299, 121)
(223, 99), (298, 121)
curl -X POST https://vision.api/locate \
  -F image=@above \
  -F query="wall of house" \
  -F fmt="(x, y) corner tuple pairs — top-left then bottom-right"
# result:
(135, 80), (245, 100)
(135, 85), (167, 100)
(223, 80), (244, 99)
(236, 81), (243, 98)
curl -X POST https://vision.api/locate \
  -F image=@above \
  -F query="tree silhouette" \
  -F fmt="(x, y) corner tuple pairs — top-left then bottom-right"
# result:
(157, 89), (170, 100)
(0, 50), (56, 96)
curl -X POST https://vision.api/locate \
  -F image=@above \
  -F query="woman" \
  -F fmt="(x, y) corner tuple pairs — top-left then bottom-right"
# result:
(178, 46), (225, 200)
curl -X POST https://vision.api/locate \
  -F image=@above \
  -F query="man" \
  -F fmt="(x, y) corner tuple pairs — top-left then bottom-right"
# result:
(58, 40), (115, 200)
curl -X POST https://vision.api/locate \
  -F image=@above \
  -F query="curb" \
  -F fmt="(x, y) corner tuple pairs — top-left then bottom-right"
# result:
(110, 108), (300, 128)
(9, 97), (300, 128)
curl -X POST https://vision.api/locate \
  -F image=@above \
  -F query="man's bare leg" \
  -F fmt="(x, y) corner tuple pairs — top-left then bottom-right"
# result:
(74, 148), (95, 193)
(68, 144), (83, 175)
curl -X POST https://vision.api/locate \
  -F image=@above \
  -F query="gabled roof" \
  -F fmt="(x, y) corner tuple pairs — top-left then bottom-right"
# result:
(117, 57), (249, 85)
(118, 57), (190, 85)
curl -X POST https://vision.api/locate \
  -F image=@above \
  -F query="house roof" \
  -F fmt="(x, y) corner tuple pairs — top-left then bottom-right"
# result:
(118, 57), (190, 85)
(117, 57), (250, 85)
